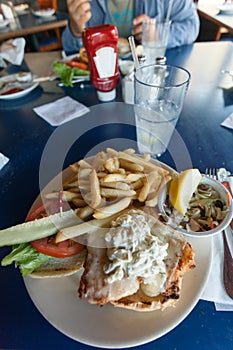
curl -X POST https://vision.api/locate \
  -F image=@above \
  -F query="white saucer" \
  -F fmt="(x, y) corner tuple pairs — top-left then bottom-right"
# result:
(218, 3), (233, 15)
(0, 20), (9, 29)
(31, 8), (55, 17)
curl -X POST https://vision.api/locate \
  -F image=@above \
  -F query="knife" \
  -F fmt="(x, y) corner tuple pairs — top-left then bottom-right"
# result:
(217, 168), (233, 230)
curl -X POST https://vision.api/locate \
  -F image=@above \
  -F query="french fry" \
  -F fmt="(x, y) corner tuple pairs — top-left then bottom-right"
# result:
(106, 147), (119, 157)
(91, 151), (108, 169)
(126, 173), (145, 182)
(131, 178), (144, 190)
(78, 180), (90, 191)
(63, 180), (79, 189)
(138, 178), (150, 202)
(142, 153), (151, 162)
(118, 151), (169, 175)
(63, 187), (81, 194)
(145, 174), (171, 206)
(102, 173), (127, 183)
(45, 191), (78, 202)
(99, 180), (131, 191)
(69, 163), (80, 173)
(78, 168), (92, 179)
(100, 188), (136, 198)
(123, 148), (135, 154)
(93, 197), (132, 219)
(72, 198), (87, 207)
(63, 172), (78, 186)
(78, 205), (94, 220)
(55, 215), (115, 243)
(97, 171), (108, 178)
(104, 157), (120, 173)
(119, 159), (144, 173)
(114, 168), (126, 175)
(89, 169), (102, 209)
(78, 159), (92, 169)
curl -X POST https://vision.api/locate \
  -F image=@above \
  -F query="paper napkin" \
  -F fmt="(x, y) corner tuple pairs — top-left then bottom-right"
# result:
(201, 177), (233, 311)
(33, 96), (90, 126)
(0, 152), (9, 170)
(221, 112), (233, 130)
(0, 38), (26, 66)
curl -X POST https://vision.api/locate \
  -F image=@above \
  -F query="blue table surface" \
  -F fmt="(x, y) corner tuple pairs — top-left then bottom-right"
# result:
(0, 41), (233, 350)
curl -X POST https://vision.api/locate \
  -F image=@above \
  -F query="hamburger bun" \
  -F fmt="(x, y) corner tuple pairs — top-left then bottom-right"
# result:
(30, 249), (86, 278)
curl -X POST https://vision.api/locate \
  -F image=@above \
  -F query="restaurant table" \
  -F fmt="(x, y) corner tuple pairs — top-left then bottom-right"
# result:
(0, 40), (233, 349)
(0, 10), (68, 51)
(0, 10), (68, 41)
(196, 2), (233, 38)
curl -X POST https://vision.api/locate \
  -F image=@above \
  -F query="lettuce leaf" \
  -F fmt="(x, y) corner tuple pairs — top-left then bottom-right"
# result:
(1, 243), (51, 276)
(53, 62), (90, 87)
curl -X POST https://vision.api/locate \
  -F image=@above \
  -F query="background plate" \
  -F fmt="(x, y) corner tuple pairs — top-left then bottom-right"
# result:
(32, 9), (55, 17)
(0, 82), (38, 99)
(218, 4), (233, 14)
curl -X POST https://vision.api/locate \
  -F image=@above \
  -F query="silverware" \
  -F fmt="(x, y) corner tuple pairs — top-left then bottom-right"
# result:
(32, 76), (57, 83)
(223, 229), (233, 299)
(205, 167), (233, 299)
(57, 76), (90, 87)
(0, 75), (57, 89)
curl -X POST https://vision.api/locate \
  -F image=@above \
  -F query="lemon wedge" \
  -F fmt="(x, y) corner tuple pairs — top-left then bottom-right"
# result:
(169, 169), (202, 215)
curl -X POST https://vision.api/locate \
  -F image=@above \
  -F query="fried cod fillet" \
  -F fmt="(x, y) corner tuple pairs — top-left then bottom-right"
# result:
(79, 210), (195, 311)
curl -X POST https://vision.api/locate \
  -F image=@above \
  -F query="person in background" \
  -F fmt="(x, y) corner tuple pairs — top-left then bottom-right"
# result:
(62, 0), (200, 55)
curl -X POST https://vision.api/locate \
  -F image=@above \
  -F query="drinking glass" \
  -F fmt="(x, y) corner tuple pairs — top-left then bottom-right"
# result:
(134, 64), (190, 158)
(142, 19), (171, 64)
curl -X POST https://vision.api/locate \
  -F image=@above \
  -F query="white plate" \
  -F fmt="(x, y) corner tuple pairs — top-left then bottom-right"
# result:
(32, 8), (55, 17)
(22, 159), (212, 348)
(0, 19), (9, 28)
(0, 74), (38, 99)
(218, 4), (233, 14)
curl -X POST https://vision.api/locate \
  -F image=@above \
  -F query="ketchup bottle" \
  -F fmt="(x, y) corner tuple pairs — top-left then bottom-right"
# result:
(82, 24), (120, 102)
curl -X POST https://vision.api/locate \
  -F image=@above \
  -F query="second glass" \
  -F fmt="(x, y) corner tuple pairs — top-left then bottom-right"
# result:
(134, 64), (190, 158)
(142, 19), (171, 64)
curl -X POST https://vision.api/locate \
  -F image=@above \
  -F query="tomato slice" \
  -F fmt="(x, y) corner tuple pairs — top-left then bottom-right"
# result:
(66, 60), (88, 70)
(26, 199), (59, 221)
(27, 200), (84, 258)
(30, 236), (84, 258)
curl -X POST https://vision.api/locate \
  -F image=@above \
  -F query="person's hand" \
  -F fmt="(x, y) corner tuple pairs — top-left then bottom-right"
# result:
(67, 0), (92, 38)
(131, 14), (151, 42)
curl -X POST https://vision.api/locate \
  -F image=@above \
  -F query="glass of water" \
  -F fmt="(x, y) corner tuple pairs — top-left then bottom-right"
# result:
(142, 19), (171, 64)
(134, 64), (190, 158)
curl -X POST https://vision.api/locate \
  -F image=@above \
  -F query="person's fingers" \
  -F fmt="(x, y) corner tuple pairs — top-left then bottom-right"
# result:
(67, 0), (92, 37)
(132, 14), (151, 41)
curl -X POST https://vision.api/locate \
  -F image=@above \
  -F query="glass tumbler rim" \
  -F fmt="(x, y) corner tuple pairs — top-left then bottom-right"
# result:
(135, 64), (191, 88)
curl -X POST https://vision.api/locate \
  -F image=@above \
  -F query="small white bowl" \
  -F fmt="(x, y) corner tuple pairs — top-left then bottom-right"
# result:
(16, 71), (32, 83)
(158, 175), (233, 237)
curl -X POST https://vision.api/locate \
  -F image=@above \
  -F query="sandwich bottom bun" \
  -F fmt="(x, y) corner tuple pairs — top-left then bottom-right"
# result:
(30, 249), (86, 278)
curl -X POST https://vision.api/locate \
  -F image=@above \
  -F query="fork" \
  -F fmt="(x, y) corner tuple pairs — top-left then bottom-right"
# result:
(205, 167), (233, 299)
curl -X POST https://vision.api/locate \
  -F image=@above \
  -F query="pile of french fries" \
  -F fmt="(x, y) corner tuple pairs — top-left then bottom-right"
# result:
(44, 148), (171, 243)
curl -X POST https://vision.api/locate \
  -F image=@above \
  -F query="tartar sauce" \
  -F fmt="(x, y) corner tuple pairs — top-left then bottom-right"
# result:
(103, 210), (169, 296)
